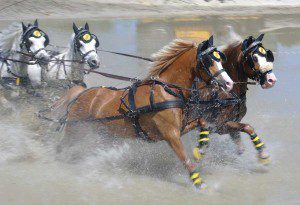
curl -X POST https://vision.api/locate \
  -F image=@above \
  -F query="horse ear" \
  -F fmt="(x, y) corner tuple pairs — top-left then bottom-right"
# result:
(84, 22), (89, 31)
(34, 19), (38, 27)
(208, 35), (214, 46)
(248, 36), (255, 44)
(201, 39), (209, 51)
(73, 23), (79, 34)
(21, 22), (27, 32)
(242, 38), (249, 52)
(256, 33), (264, 42)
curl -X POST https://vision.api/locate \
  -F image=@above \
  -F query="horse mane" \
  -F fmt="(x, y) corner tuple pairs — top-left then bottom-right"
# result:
(145, 39), (196, 79)
(222, 40), (243, 69)
(60, 33), (76, 60)
(0, 22), (22, 55)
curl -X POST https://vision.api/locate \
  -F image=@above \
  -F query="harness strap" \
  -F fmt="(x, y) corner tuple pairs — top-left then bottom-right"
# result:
(89, 100), (185, 123)
(81, 50), (96, 59)
(126, 83), (150, 140)
(213, 68), (225, 78)
(149, 82), (155, 110)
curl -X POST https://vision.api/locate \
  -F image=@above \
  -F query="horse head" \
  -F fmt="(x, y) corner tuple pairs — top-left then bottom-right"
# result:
(72, 22), (100, 70)
(20, 19), (50, 63)
(196, 35), (233, 91)
(241, 34), (277, 89)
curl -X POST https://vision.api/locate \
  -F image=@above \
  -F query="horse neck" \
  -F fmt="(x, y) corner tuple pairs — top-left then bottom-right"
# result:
(69, 51), (84, 81)
(58, 48), (84, 81)
(223, 45), (248, 96)
(158, 48), (196, 96)
(10, 38), (28, 77)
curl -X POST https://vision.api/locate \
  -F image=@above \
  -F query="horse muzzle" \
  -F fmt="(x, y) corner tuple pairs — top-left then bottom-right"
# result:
(262, 72), (277, 89)
(87, 58), (100, 70)
(36, 50), (51, 64)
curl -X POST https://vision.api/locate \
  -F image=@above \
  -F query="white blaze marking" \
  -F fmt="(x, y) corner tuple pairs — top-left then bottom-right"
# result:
(216, 61), (233, 85)
(29, 36), (49, 59)
(253, 54), (273, 73)
(79, 39), (100, 66)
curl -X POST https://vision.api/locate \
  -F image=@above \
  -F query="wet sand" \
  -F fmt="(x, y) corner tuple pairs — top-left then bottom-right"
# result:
(0, 12), (300, 205)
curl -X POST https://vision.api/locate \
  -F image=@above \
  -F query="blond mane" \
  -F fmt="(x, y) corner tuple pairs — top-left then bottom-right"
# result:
(146, 39), (196, 79)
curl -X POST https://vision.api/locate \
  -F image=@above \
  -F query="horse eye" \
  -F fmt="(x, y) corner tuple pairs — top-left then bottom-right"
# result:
(253, 55), (258, 62)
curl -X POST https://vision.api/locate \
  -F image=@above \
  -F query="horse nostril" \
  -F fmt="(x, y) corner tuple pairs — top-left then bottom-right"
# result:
(226, 81), (232, 87)
(268, 79), (274, 83)
(91, 60), (97, 65)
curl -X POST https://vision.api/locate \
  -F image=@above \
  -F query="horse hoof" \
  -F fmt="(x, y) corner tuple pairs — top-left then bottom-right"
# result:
(195, 181), (206, 191)
(33, 92), (43, 98)
(258, 151), (271, 165)
(237, 146), (245, 155)
(193, 147), (204, 162)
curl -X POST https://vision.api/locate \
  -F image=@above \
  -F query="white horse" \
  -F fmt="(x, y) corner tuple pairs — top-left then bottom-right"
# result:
(0, 20), (50, 89)
(0, 20), (50, 112)
(44, 23), (100, 87)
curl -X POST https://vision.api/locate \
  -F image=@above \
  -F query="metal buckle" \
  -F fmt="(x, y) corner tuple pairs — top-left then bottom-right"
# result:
(15, 77), (20, 86)
(127, 111), (137, 118)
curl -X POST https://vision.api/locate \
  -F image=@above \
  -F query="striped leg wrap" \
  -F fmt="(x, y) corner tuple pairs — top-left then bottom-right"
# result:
(198, 129), (210, 147)
(250, 134), (265, 151)
(190, 171), (202, 186)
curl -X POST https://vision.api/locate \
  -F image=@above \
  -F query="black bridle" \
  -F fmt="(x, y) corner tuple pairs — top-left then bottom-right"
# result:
(196, 44), (227, 88)
(73, 29), (99, 58)
(20, 26), (49, 58)
(242, 39), (274, 85)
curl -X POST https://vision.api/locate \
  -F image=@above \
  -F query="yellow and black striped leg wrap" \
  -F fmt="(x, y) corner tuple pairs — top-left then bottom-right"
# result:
(190, 170), (202, 188)
(193, 129), (210, 161)
(250, 134), (265, 151)
(197, 129), (210, 148)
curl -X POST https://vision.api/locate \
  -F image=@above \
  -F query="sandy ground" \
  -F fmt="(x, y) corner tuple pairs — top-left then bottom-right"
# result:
(0, 0), (300, 20)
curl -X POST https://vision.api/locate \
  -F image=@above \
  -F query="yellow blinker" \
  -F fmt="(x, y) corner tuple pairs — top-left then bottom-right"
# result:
(213, 51), (220, 59)
(83, 34), (91, 41)
(33, 30), (41, 37)
(258, 47), (266, 55)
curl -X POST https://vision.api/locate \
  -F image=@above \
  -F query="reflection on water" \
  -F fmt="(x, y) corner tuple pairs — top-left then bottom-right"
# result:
(0, 14), (300, 205)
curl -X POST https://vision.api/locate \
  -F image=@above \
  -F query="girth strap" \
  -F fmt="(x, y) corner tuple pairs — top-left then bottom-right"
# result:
(118, 81), (186, 141)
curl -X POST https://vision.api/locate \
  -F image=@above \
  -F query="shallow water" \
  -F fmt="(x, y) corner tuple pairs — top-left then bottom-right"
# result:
(0, 14), (300, 205)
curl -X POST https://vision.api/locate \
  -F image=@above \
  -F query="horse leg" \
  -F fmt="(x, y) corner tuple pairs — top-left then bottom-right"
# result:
(51, 85), (86, 119)
(27, 63), (42, 97)
(167, 134), (203, 189)
(229, 132), (245, 155)
(0, 93), (14, 114)
(193, 118), (210, 162)
(225, 121), (270, 164)
(56, 122), (96, 162)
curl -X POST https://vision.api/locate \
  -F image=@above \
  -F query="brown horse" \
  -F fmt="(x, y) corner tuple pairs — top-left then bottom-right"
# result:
(52, 36), (233, 189)
(192, 34), (277, 164)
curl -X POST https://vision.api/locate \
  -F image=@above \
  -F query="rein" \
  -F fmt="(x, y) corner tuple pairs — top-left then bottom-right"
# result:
(48, 44), (153, 62)
(1, 49), (258, 87)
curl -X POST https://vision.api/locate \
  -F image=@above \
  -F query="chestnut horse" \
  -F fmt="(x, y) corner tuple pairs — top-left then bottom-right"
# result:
(52, 36), (233, 189)
(192, 34), (277, 164)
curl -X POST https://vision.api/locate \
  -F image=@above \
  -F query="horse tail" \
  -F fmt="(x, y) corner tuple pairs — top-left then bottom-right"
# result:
(51, 85), (86, 119)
